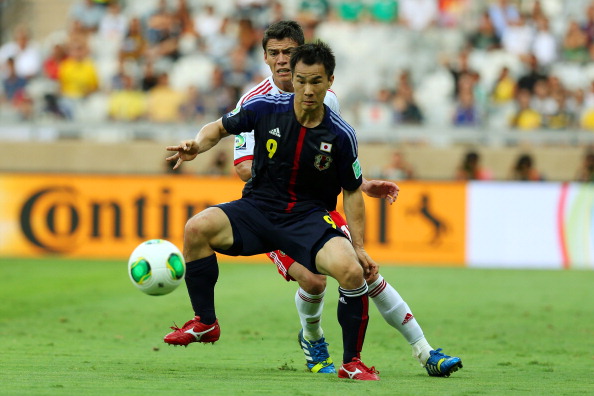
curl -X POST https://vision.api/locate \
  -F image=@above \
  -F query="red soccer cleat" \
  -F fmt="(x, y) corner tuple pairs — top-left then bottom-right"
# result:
(164, 316), (220, 346)
(338, 358), (380, 381)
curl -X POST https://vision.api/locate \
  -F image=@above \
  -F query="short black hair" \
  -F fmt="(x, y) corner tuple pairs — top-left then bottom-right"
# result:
(262, 20), (305, 51)
(289, 40), (335, 78)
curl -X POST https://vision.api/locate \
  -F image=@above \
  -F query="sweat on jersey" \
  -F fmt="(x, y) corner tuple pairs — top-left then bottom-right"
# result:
(222, 93), (362, 214)
(233, 75), (340, 166)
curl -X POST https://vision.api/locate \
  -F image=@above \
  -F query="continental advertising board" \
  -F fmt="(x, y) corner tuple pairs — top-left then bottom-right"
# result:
(0, 175), (592, 269)
(0, 175), (465, 265)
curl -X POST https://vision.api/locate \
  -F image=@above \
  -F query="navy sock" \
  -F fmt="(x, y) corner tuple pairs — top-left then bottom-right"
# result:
(184, 254), (219, 324)
(337, 284), (369, 363)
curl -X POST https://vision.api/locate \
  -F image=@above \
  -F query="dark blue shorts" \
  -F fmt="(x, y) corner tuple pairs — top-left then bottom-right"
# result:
(213, 198), (346, 272)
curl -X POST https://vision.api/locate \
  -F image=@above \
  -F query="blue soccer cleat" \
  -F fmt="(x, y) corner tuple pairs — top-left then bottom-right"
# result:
(425, 348), (463, 377)
(298, 329), (336, 373)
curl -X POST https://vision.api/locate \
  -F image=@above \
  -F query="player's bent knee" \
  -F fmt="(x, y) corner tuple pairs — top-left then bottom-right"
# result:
(335, 263), (364, 290)
(298, 273), (326, 295)
(183, 208), (232, 249)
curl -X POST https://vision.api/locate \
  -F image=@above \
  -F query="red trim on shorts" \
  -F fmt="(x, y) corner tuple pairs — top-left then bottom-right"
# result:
(267, 250), (296, 281)
(284, 126), (307, 213)
(233, 155), (254, 166)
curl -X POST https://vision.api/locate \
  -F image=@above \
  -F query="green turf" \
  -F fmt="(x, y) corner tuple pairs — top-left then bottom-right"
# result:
(1, 258), (593, 395)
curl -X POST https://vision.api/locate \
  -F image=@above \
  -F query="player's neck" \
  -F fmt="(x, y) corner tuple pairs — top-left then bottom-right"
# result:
(273, 78), (294, 93)
(294, 106), (324, 128)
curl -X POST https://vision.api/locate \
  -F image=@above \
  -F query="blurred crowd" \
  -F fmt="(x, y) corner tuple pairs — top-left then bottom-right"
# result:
(2, 0), (594, 133)
(376, 148), (594, 182)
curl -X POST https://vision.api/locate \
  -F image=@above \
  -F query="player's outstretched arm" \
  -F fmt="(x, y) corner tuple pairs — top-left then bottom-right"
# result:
(361, 178), (399, 204)
(166, 118), (229, 170)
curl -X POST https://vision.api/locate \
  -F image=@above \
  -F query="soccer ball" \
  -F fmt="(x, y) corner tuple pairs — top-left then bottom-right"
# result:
(128, 239), (185, 296)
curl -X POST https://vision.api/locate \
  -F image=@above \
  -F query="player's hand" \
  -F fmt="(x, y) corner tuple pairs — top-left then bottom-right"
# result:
(354, 247), (378, 280)
(166, 140), (199, 170)
(361, 179), (400, 204)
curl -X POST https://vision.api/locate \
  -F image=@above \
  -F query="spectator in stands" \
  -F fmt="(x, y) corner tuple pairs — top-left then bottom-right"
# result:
(393, 83), (423, 124)
(1, 57), (33, 120)
(582, 1), (594, 46)
(488, 0), (520, 39)
(467, 11), (501, 51)
(234, 0), (272, 29)
(203, 65), (235, 115)
(516, 54), (547, 93)
(145, 0), (182, 62)
(359, 87), (393, 127)
(107, 73), (147, 121)
(193, 4), (224, 41)
(531, 16), (557, 67)
(297, 0), (331, 37)
(202, 17), (238, 64)
(545, 91), (572, 129)
(510, 88), (542, 130)
(575, 150), (594, 182)
(146, 72), (184, 123)
(561, 20), (590, 63)
(98, 1), (128, 42)
(174, 0), (195, 35)
(57, 40), (100, 119)
(501, 13), (534, 62)
(509, 153), (543, 181)
(180, 85), (207, 122)
(491, 66), (516, 105)
(455, 150), (492, 180)
(269, 1), (288, 23)
(452, 86), (480, 126)
(0, 25), (42, 80)
(579, 88), (594, 131)
(222, 46), (257, 103)
(547, 74), (566, 99)
(531, 78), (557, 122)
(336, 0), (367, 23)
(140, 61), (159, 92)
(381, 150), (415, 180)
(438, 0), (469, 28)
(399, 0), (438, 31)
(69, 0), (106, 33)
(42, 43), (67, 81)
(119, 17), (146, 63)
(567, 88), (585, 127)
(443, 49), (475, 99)
(369, 0), (398, 24)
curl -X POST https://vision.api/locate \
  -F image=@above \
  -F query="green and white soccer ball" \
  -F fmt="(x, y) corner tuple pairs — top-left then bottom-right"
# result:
(128, 239), (185, 296)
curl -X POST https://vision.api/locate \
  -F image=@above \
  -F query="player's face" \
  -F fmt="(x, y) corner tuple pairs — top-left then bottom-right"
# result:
(264, 38), (299, 90)
(292, 61), (334, 114)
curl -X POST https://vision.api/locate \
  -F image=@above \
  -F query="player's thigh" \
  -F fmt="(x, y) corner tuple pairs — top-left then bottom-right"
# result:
(314, 236), (363, 287)
(185, 206), (234, 250)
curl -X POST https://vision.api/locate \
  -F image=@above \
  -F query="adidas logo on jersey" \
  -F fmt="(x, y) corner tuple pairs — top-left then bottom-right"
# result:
(268, 127), (281, 137)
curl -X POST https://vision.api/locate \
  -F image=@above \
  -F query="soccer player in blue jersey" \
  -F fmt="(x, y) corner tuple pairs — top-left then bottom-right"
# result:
(165, 41), (380, 380)
(227, 20), (462, 377)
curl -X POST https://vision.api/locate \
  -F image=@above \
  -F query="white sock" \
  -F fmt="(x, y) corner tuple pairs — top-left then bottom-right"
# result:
(295, 287), (324, 341)
(411, 337), (433, 367)
(368, 275), (432, 366)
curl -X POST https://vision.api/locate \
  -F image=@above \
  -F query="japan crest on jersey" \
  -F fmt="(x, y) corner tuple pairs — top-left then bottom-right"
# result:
(314, 154), (332, 171)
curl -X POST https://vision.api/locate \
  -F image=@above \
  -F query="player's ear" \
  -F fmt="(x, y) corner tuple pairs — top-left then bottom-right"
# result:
(328, 74), (334, 88)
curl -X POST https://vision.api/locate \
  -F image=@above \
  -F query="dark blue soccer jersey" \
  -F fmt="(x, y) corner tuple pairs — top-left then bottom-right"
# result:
(222, 93), (363, 213)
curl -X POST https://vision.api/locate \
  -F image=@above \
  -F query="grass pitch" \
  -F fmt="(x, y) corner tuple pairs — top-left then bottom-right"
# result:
(1, 257), (593, 395)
